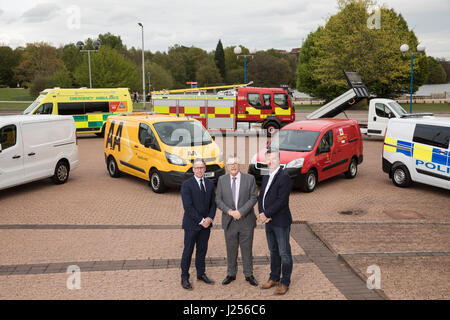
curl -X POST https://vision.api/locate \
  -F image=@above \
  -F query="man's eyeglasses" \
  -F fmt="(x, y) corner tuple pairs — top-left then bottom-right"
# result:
(193, 166), (206, 170)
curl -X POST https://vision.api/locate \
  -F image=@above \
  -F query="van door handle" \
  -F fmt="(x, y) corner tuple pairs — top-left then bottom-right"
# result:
(28, 152), (36, 156)
(373, 117), (377, 121)
(12, 155), (21, 159)
(134, 145), (139, 149)
(338, 150), (342, 153)
(245, 111), (249, 114)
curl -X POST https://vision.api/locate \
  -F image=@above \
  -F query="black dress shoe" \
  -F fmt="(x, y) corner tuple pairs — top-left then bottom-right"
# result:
(222, 275), (236, 285)
(245, 275), (258, 286)
(197, 274), (215, 284)
(181, 279), (192, 290)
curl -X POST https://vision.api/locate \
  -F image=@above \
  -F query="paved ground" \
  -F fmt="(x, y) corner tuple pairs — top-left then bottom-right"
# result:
(0, 110), (449, 300)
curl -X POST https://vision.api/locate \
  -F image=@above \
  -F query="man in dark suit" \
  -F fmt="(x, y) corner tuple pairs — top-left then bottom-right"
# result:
(258, 149), (293, 295)
(215, 154), (258, 286)
(180, 158), (216, 290)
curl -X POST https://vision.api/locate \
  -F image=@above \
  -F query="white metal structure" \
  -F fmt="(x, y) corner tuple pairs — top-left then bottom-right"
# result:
(0, 115), (79, 191)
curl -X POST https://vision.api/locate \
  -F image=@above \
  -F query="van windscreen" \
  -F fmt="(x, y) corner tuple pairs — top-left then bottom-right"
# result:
(153, 121), (212, 147)
(269, 130), (321, 152)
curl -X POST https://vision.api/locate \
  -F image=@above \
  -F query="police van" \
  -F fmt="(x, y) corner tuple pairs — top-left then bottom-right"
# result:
(382, 117), (450, 190)
(104, 113), (225, 193)
(23, 88), (132, 136)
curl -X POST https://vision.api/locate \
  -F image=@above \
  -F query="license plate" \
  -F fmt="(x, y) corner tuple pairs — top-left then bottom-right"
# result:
(260, 169), (269, 176)
(204, 172), (214, 178)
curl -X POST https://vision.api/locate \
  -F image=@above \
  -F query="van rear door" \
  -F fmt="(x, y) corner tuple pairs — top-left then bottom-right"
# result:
(0, 122), (24, 189)
(22, 119), (74, 181)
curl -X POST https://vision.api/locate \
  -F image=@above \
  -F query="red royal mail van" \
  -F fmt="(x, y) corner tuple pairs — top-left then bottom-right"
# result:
(248, 119), (363, 192)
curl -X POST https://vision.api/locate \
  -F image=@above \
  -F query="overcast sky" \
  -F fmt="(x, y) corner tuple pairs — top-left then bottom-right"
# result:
(0, 0), (449, 59)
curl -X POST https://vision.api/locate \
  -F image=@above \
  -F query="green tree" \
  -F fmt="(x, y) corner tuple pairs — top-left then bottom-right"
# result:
(247, 52), (291, 87)
(0, 46), (21, 87)
(426, 57), (447, 84)
(297, 0), (428, 100)
(214, 40), (226, 80)
(73, 46), (139, 89)
(224, 46), (248, 84)
(437, 58), (450, 82)
(13, 42), (68, 87)
(144, 62), (174, 91)
(98, 33), (126, 52)
(196, 59), (223, 86)
(30, 70), (72, 97)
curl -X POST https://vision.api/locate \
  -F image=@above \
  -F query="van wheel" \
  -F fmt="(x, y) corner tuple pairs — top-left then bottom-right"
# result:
(52, 161), (70, 184)
(302, 169), (317, 193)
(149, 169), (166, 193)
(345, 158), (358, 179)
(391, 164), (412, 187)
(107, 156), (121, 178)
(264, 122), (279, 136)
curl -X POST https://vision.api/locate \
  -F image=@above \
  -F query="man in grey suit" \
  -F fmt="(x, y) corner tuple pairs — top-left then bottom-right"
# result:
(215, 154), (259, 286)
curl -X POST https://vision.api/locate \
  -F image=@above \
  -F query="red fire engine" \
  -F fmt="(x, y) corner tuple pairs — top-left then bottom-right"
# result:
(151, 84), (295, 134)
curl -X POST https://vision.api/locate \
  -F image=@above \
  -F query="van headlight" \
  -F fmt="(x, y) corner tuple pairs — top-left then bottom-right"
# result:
(165, 152), (186, 166)
(218, 152), (223, 163)
(286, 158), (304, 168)
(250, 154), (257, 165)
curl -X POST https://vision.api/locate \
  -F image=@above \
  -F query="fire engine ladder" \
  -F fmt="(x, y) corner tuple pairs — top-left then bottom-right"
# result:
(306, 71), (370, 119)
(151, 82), (253, 95)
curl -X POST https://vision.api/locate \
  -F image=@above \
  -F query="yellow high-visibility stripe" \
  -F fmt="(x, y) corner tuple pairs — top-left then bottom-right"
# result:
(275, 107), (290, 115)
(213, 107), (230, 114)
(413, 144), (433, 162)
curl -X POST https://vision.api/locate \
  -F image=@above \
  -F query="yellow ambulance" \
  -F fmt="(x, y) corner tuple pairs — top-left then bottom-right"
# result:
(23, 88), (132, 136)
(104, 113), (225, 193)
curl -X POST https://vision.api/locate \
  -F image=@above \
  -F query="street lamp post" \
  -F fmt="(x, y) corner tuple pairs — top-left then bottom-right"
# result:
(138, 23), (146, 110)
(76, 40), (100, 88)
(234, 46), (256, 84)
(400, 43), (426, 113)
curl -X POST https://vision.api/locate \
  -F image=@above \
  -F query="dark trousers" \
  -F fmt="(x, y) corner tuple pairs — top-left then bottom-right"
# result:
(224, 224), (254, 277)
(180, 227), (211, 280)
(265, 224), (293, 286)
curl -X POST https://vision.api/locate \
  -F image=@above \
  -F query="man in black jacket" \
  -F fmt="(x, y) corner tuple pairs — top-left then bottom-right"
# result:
(258, 149), (293, 295)
(180, 158), (216, 290)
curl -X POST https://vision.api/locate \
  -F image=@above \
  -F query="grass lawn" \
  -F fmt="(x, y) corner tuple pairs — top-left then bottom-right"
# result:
(0, 102), (30, 111)
(0, 88), (34, 101)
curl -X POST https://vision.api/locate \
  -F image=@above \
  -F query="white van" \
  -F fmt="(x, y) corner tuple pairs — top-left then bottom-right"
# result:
(0, 115), (79, 191)
(382, 116), (450, 190)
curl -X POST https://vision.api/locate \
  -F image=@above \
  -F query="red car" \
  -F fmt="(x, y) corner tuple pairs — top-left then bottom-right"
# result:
(248, 119), (363, 192)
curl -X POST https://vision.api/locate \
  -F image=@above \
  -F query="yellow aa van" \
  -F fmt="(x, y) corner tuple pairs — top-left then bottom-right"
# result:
(23, 88), (133, 136)
(104, 113), (225, 193)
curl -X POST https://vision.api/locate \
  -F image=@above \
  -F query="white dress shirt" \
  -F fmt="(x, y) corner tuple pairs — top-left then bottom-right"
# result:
(263, 166), (280, 211)
(193, 175), (210, 225)
(194, 175), (206, 192)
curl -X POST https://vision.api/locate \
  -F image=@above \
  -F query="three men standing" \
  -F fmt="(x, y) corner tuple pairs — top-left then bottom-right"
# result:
(216, 155), (259, 286)
(180, 150), (293, 295)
